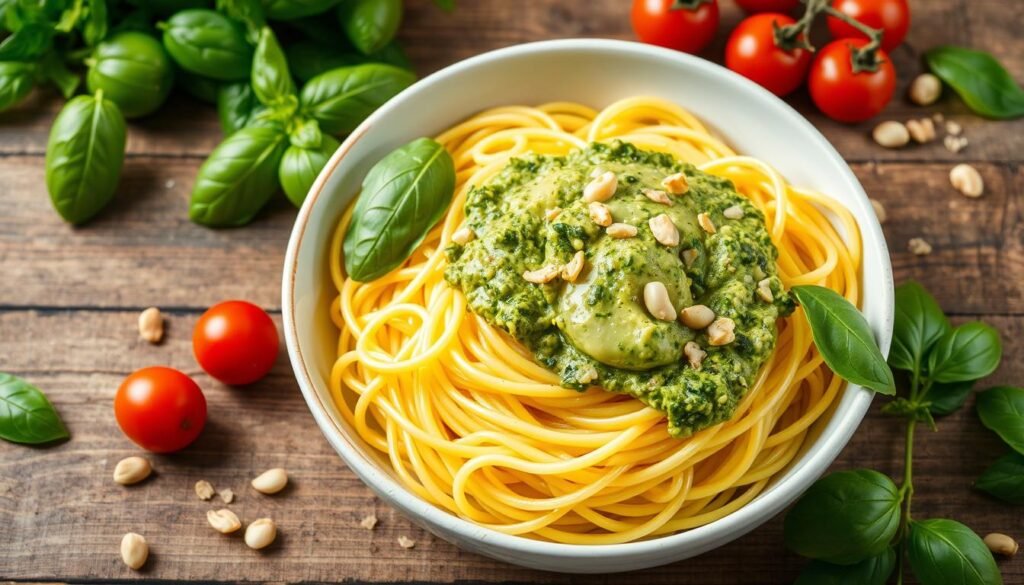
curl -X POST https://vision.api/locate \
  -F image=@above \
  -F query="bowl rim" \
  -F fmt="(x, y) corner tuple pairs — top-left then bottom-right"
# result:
(282, 38), (893, 559)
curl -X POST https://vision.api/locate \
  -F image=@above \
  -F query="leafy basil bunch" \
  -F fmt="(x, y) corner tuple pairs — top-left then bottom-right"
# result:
(86, 30), (174, 118)
(0, 372), (69, 445)
(787, 282), (1006, 584)
(160, 9), (253, 81)
(337, 0), (401, 55)
(299, 63), (414, 135)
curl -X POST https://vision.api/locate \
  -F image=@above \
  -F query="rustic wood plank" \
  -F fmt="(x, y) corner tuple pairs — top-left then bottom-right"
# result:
(0, 310), (1022, 583)
(0, 0), (1021, 163)
(1, 159), (1020, 314)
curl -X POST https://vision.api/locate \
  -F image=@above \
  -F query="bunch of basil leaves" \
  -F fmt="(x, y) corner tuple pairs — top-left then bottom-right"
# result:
(0, 0), (454, 227)
(787, 281), (1011, 585)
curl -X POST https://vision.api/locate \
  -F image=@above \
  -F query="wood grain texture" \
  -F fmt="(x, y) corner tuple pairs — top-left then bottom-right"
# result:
(1, 0), (1023, 583)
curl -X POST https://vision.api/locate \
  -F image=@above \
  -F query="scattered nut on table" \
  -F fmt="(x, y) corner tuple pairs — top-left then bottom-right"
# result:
(397, 535), (416, 549)
(908, 238), (933, 256)
(360, 515), (378, 530)
(195, 480), (215, 500)
(245, 518), (277, 550)
(870, 199), (887, 224)
(949, 164), (984, 197)
(908, 73), (942, 106)
(207, 509), (242, 534)
(218, 488), (234, 504)
(984, 533), (1018, 557)
(137, 307), (164, 344)
(120, 532), (148, 570)
(906, 118), (936, 143)
(251, 468), (288, 495)
(872, 121), (910, 148)
(113, 456), (152, 485)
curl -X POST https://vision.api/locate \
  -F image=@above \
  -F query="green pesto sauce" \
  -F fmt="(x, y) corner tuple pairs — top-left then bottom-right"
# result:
(444, 142), (794, 437)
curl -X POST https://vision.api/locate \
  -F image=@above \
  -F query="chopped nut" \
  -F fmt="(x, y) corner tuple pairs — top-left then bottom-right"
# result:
(984, 533), (1018, 557)
(908, 237), (932, 256)
(680, 305), (715, 330)
(522, 264), (561, 284)
(945, 120), (962, 136)
(219, 489), (234, 504)
(589, 167), (603, 179)
(113, 456), (152, 486)
(870, 199), (887, 224)
(195, 480), (215, 501)
(683, 342), (706, 370)
(872, 121), (910, 148)
(120, 533), (148, 570)
(245, 518), (277, 550)
(681, 248), (698, 268)
(649, 214), (679, 247)
(561, 251), (585, 282)
(697, 212), (716, 234)
(207, 509), (242, 534)
(578, 366), (598, 385)
(949, 163), (984, 197)
(251, 468), (288, 495)
(908, 73), (942, 106)
(451, 226), (475, 245)
(360, 515), (378, 530)
(606, 223), (638, 238)
(943, 135), (968, 153)
(906, 118), (936, 143)
(642, 188), (671, 205)
(661, 173), (689, 194)
(707, 317), (736, 346)
(583, 171), (617, 202)
(756, 278), (774, 302)
(588, 201), (612, 227)
(138, 307), (163, 344)
(643, 281), (677, 322)
(545, 208), (561, 221)
(397, 535), (416, 549)
(722, 205), (744, 219)
(932, 112), (945, 124)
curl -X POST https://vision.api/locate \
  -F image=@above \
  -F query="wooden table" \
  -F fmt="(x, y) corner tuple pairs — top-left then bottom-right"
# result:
(2, 1), (1022, 583)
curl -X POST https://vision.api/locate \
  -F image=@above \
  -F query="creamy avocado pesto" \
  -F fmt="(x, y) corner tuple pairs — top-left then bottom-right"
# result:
(445, 142), (794, 437)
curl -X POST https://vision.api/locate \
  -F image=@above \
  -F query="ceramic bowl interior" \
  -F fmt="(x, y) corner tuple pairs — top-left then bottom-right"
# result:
(282, 38), (894, 573)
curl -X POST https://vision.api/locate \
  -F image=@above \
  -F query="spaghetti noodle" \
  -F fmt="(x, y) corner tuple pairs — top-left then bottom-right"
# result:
(327, 96), (861, 544)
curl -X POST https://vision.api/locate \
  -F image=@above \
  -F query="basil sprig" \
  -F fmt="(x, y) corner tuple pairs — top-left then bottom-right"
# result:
(791, 285), (894, 395)
(343, 137), (455, 282)
(0, 373), (69, 445)
(926, 46), (1024, 120)
(789, 282), (1008, 584)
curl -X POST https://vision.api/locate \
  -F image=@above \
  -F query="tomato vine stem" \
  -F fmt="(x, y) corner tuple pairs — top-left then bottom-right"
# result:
(775, 0), (886, 72)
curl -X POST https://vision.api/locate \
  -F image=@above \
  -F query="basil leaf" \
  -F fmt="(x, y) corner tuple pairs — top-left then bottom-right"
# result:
(908, 519), (1002, 585)
(0, 60), (36, 111)
(0, 21), (52, 60)
(55, 0), (84, 32)
(45, 91), (126, 224)
(217, 81), (262, 135)
(795, 549), (896, 585)
(337, 0), (401, 55)
(343, 137), (455, 282)
(40, 52), (81, 99)
(83, 0), (107, 45)
(976, 386), (1024, 455)
(86, 30), (175, 118)
(279, 133), (339, 207)
(299, 63), (414, 135)
(189, 124), (288, 227)
(791, 285), (895, 395)
(216, 0), (266, 42)
(285, 40), (363, 83)
(927, 380), (974, 416)
(975, 452), (1024, 505)
(176, 69), (220, 105)
(125, 0), (209, 17)
(0, 372), (69, 444)
(262, 0), (340, 20)
(926, 323), (1001, 384)
(251, 25), (296, 109)
(783, 469), (901, 565)
(161, 9), (253, 82)
(889, 281), (950, 375)
(926, 46), (1024, 120)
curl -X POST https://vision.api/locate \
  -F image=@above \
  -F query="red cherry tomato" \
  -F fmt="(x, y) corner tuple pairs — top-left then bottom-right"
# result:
(115, 366), (207, 453)
(193, 300), (279, 385)
(725, 13), (812, 97)
(808, 39), (896, 123)
(631, 0), (720, 54)
(826, 0), (910, 52)
(734, 0), (799, 13)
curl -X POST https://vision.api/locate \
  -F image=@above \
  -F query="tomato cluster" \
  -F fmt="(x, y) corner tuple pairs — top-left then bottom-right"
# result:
(631, 0), (910, 123)
(114, 301), (279, 453)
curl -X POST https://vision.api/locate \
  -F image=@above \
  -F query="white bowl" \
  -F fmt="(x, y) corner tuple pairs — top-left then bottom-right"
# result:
(282, 39), (894, 574)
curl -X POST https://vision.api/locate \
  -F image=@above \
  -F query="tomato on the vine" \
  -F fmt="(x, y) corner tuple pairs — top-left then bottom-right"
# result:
(725, 13), (812, 97)
(193, 300), (279, 385)
(115, 366), (207, 453)
(631, 0), (720, 54)
(734, 0), (799, 13)
(826, 0), (910, 52)
(809, 39), (896, 123)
